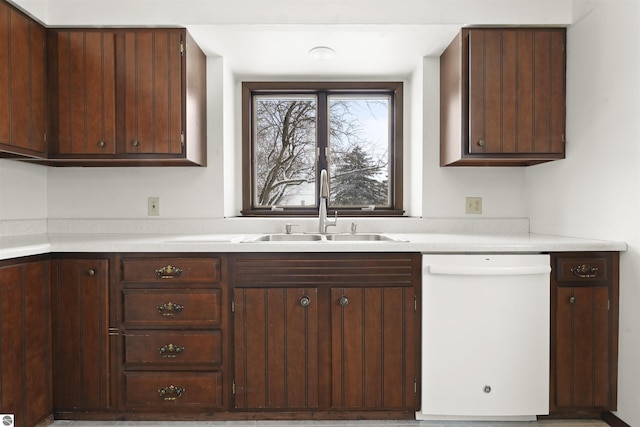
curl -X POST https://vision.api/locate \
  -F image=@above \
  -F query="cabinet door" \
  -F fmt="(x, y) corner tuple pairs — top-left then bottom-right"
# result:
(51, 258), (111, 411)
(331, 287), (416, 410)
(233, 287), (319, 410)
(0, 259), (52, 427)
(0, 2), (47, 157)
(554, 286), (610, 410)
(123, 29), (183, 155)
(52, 31), (116, 155)
(468, 29), (565, 155)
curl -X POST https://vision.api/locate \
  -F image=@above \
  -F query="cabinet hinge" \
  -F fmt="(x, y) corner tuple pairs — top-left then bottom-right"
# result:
(180, 41), (184, 56)
(414, 378), (417, 395)
(414, 294), (417, 312)
(562, 133), (566, 143)
(181, 131), (185, 146)
(231, 298), (235, 313)
(43, 133), (47, 143)
(232, 380), (236, 395)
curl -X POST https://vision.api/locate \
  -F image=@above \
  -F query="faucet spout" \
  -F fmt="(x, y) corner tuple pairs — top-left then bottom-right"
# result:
(319, 169), (337, 233)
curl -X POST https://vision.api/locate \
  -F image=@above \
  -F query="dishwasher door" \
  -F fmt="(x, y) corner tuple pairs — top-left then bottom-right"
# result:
(417, 254), (551, 421)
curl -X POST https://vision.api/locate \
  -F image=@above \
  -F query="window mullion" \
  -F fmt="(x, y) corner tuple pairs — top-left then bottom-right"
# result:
(316, 91), (329, 207)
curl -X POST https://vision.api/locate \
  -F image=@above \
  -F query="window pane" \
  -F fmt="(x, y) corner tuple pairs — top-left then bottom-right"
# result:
(253, 95), (317, 207)
(328, 95), (391, 208)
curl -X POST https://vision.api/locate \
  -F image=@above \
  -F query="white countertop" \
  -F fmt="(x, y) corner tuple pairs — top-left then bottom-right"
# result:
(0, 231), (627, 261)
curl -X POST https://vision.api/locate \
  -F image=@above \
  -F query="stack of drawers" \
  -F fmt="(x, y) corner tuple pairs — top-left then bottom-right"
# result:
(119, 256), (225, 411)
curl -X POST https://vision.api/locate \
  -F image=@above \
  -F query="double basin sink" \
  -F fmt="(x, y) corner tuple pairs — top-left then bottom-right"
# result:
(241, 233), (407, 243)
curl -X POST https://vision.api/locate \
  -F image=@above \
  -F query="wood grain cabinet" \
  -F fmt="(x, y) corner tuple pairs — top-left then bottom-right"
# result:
(440, 27), (566, 166)
(117, 255), (226, 412)
(0, 0), (47, 158)
(0, 256), (52, 427)
(229, 253), (420, 417)
(47, 28), (207, 165)
(549, 252), (619, 418)
(51, 257), (112, 415)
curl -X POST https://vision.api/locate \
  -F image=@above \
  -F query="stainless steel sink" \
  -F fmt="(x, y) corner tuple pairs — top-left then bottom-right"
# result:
(242, 233), (325, 242)
(241, 233), (407, 243)
(324, 233), (406, 242)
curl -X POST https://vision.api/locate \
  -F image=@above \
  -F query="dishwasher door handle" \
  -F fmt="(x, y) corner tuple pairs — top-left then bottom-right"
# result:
(428, 265), (551, 276)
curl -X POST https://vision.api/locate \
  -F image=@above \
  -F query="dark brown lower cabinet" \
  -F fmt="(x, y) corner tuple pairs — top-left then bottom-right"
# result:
(233, 287), (319, 410)
(230, 253), (420, 417)
(0, 257), (52, 427)
(549, 252), (619, 418)
(330, 286), (416, 410)
(51, 257), (112, 414)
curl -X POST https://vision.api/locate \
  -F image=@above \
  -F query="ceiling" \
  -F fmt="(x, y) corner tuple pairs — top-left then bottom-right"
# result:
(12, 0), (572, 77)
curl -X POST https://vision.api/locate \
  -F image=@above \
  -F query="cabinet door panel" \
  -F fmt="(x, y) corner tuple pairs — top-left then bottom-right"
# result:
(331, 287), (416, 410)
(55, 31), (116, 154)
(124, 30), (182, 155)
(52, 258), (110, 411)
(233, 287), (319, 409)
(0, 2), (9, 145)
(467, 29), (565, 156)
(0, 260), (52, 427)
(555, 286), (610, 409)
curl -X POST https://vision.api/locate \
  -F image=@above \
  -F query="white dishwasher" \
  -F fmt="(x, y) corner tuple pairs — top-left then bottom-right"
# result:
(417, 254), (551, 421)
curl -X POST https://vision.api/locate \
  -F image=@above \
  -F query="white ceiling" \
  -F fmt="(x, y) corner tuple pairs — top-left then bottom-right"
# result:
(12, 0), (573, 77)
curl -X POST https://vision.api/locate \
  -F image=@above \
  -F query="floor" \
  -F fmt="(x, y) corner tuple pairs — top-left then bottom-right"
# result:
(49, 420), (608, 427)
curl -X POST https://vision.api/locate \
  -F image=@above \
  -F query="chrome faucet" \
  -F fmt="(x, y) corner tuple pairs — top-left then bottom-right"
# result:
(319, 169), (337, 233)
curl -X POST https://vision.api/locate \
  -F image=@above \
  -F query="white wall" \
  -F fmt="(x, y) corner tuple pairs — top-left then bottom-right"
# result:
(527, 1), (640, 425)
(0, 159), (47, 220)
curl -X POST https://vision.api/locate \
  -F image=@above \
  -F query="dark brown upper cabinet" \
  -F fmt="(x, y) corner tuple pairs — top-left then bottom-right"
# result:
(440, 27), (566, 166)
(47, 28), (207, 166)
(0, 0), (47, 159)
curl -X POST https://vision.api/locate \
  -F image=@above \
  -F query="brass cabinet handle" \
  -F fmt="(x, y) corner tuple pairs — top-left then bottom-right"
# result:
(569, 296), (576, 304)
(157, 302), (184, 316)
(571, 264), (598, 278)
(155, 265), (183, 279)
(87, 268), (96, 276)
(158, 385), (184, 401)
(131, 139), (139, 147)
(477, 139), (486, 147)
(158, 343), (185, 358)
(299, 296), (311, 307)
(339, 296), (349, 307)
(97, 140), (105, 147)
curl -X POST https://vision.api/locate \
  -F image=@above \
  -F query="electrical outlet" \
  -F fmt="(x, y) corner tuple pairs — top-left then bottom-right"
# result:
(1, 414), (15, 426)
(148, 197), (160, 216)
(465, 197), (482, 214)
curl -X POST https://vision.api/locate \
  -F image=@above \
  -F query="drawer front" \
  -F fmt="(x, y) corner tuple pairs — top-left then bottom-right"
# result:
(122, 257), (220, 284)
(124, 330), (221, 365)
(123, 289), (221, 328)
(554, 254), (612, 286)
(123, 371), (223, 409)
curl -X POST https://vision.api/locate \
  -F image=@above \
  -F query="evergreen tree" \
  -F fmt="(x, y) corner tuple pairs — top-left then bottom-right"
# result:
(331, 145), (388, 206)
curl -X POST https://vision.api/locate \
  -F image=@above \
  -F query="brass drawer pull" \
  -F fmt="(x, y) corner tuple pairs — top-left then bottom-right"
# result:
(87, 268), (96, 276)
(158, 384), (184, 401)
(157, 302), (184, 316)
(156, 265), (183, 279)
(571, 264), (598, 278)
(158, 343), (185, 358)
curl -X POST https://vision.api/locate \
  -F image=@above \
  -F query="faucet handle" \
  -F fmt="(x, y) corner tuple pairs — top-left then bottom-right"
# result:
(350, 222), (358, 234)
(285, 223), (299, 234)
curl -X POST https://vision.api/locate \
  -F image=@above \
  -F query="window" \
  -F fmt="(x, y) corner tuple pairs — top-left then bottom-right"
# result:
(242, 82), (403, 216)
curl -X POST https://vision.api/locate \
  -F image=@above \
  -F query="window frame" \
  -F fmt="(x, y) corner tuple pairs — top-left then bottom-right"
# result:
(241, 81), (404, 217)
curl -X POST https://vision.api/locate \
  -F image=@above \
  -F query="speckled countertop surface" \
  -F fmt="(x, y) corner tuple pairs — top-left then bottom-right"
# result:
(0, 231), (628, 261)
(0, 218), (627, 260)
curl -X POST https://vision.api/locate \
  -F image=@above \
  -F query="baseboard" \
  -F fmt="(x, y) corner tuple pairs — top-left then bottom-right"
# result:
(603, 411), (631, 427)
